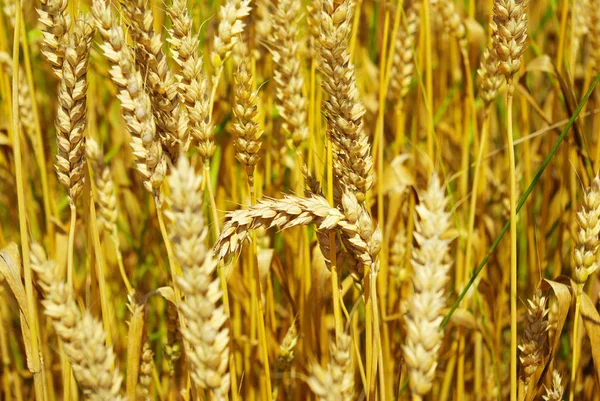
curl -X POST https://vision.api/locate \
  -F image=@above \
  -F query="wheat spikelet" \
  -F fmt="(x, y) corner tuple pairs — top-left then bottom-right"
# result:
(387, 4), (420, 105)
(37, 0), (71, 78)
(518, 288), (549, 386)
(307, 333), (354, 400)
(572, 176), (600, 286)
(86, 138), (118, 235)
(543, 371), (564, 401)
(268, 0), (309, 149)
(491, 0), (528, 81)
(54, 17), (94, 203)
(317, 0), (373, 202)
(274, 322), (298, 373)
(573, 0), (589, 59)
(254, 0), (272, 60)
(214, 191), (379, 275)
(232, 58), (262, 191)
(31, 245), (125, 400)
(92, 0), (167, 195)
(403, 173), (453, 399)
(432, 0), (467, 51)
(477, 47), (503, 107)
(389, 226), (408, 282)
(121, 0), (181, 159)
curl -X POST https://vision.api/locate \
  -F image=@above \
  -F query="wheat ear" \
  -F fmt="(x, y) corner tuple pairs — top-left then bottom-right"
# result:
(387, 4), (420, 106)
(166, 156), (231, 398)
(232, 58), (262, 193)
(317, 0), (373, 202)
(518, 288), (549, 388)
(54, 16), (94, 203)
(403, 173), (453, 400)
(268, 0), (309, 150)
(121, 0), (181, 159)
(92, 0), (167, 195)
(167, 0), (209, 154)
(543, 371), (565, 401)
(307, 333), (354, 400)
(214, 191), (381, 280)
(31, 244), (125, 401)
(37, 0), (71, 78)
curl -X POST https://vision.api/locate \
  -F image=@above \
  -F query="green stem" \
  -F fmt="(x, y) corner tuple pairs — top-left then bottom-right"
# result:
(441, 74), (600, 329)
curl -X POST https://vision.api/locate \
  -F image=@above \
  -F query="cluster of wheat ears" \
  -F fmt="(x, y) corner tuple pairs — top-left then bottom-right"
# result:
(3, 0), (600, 399)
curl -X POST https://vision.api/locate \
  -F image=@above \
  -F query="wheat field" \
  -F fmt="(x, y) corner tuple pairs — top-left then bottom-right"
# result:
(1, 0), (600, 399)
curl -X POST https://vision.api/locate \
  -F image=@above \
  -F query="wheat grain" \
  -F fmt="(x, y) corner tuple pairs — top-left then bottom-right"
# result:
(138, 341), (153, 400)
(403, 173), (453, 399)
(478, 47), (503, 107)
(54, 17), (94, 203)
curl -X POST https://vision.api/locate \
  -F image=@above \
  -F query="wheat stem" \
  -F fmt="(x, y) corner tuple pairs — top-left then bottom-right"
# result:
(11, 4), (44, 399)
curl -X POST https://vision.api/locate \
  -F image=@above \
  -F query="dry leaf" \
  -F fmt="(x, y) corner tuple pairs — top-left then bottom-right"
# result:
(126, 299), (146, 400)
(580, 292), (600, 387)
